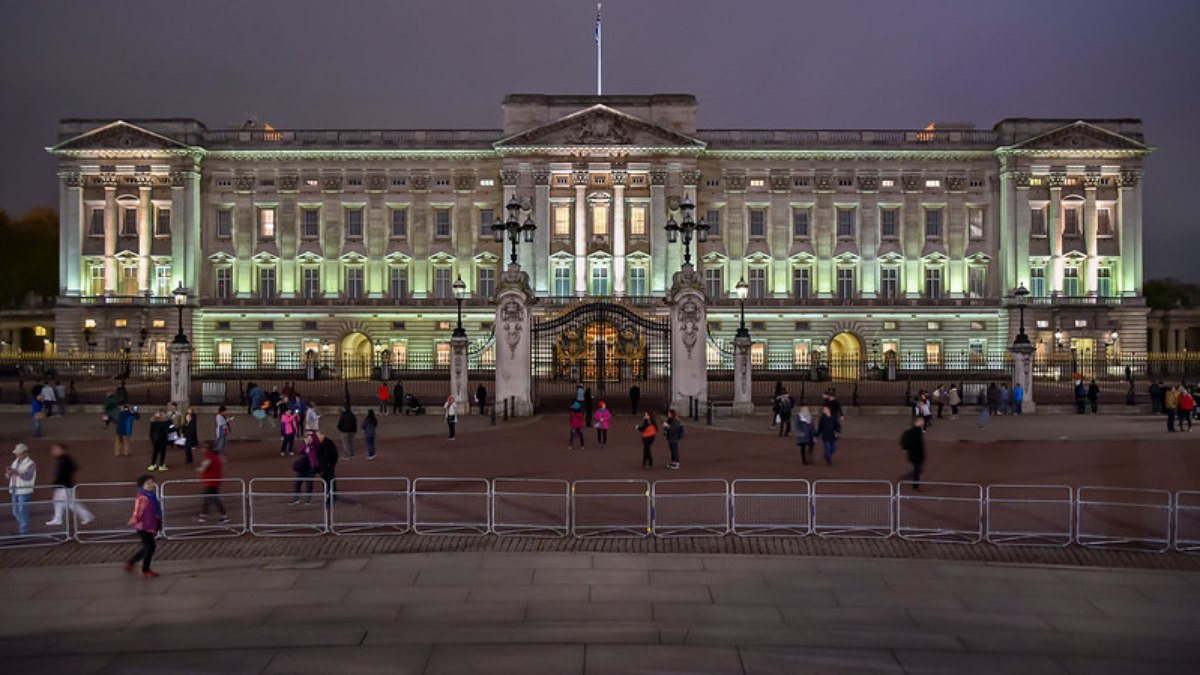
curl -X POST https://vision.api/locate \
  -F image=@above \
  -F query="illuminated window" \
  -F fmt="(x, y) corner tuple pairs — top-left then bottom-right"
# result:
(704, 267), (723, 299)
(881, 179), (895, 188)
(391, 342), (407, 366)
(927, 321), (941, 330)
(479, 178), (495, 187)
(925, 341), (943, 366)
(749, 178), (765, 187)
(629, 205), (647, 236)
(151, 319), (166, 329)
(1097, 266), (1113, 297)
(591, 203), (609, 236)
(216, 341), (232, 366)
(553, 205), (571, 236)
(1074, 319), (1088, 329)
(970, 321), (986, 331)
(33, 326), (47, 337)
(120, 265), (137, 296)
(260, 341), (276, 367)
(793, 341), (810, 366)
(154, 341), (167, 364)
(628, 266), (647, 296)
(304, 178), (319, 187)
(750, 343), (765, 366)
(881, 340), (899, 354)
(706, 341), (722, 367)
(882, 321), (898, 331)
(88, 264), (104, 296)
(84, 318), (97, 329)
(748, 267), (767, 299)
(436, 321), (452, 331)
(154, 265), (172, 297)
(925, 179), (941, 188)
(1063, 267), (1081, 296)
(880, 267), (899, 299)
(258, 208), (275, 238)
(749, 209), (766, 237)
(435, 342), (451, 366)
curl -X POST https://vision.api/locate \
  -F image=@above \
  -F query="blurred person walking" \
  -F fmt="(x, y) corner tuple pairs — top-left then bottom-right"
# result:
(45, 443), (93, 527)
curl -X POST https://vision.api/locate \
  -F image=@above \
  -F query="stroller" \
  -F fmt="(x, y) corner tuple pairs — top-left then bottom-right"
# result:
(404, 393), (426, 415)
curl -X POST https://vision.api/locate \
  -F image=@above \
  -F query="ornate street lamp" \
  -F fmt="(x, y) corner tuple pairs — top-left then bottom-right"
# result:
(735, 277), (750, 339)
(1012, 284), (1031, 347)
(665, 195), (709, 268)
(491, 196), (536, 267)
(451, 275), (467, 338)
(172, 283), (189, 345)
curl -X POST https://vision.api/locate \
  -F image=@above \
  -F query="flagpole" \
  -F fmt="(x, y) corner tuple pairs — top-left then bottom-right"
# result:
(596, 2), (602, 95)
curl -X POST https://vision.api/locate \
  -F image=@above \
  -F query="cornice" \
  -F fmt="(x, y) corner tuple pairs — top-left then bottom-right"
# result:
(47, 148), (204, 159)
(704, 150), (995, 161)
(204, 149), (499, 161)
(995, 147), (1154, 159)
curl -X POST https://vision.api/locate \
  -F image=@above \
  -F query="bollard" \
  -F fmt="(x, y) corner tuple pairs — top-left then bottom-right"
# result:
(706, 400), (713, 426)
(503, 398), (509, 422)
(491, 402), (497, 425)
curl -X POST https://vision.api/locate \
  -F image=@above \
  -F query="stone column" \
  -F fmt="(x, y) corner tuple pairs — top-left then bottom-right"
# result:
(1048, 175), (1064, 294)
(1014, 173), (1031, 289)
(1083, 175), (1099, 295)
(573, 172), (588, 296)
(732, 333), (754, 415)
(1118, 170), (1142, 296)
(137, 184), (152, 295)
(650, 169), (668, 293)
(449, 334), (469, 414)
(1010, 340), (1036, 414)
(532, 168), (551, 295)
(170, 341), (192, 409)
(103, 184), (117, 294)
(60, 172), (83, 297)
(494, 265), (535, 416)
(612, 173), (627, 296)
(667, 265), (707, 412)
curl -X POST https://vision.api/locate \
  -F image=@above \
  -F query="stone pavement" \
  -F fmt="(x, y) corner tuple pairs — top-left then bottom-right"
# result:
(1, 550), (1198, 674)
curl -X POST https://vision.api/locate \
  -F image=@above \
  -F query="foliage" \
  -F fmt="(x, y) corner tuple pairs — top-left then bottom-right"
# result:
(1144, 277), (1200, 312)
(0, 208), (58, 307)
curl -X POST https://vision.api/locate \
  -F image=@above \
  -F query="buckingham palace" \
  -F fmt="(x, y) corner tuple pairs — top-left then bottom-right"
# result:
(46, 93), (1151, 403)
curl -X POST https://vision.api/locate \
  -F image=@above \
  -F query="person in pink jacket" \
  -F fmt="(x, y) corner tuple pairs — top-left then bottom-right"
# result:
(567, 402), (585, 450)
(124, 474), (163, 578)
(593, 400), (612, 446)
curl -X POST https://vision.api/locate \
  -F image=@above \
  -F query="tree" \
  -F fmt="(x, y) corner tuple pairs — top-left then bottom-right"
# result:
(1144, 277), (1200, 312)
(0, 207), (58, 307)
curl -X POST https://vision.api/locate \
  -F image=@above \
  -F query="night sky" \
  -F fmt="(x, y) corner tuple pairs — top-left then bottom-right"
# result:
(1, 0), (1196, 281)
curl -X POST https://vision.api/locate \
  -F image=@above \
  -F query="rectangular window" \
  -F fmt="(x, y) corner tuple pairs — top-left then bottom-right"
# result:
(925, 341), (943, 367)
(748, 268), (766, 299)
(553, 205), (571, 236)
(704, 267), (723, 299)
(628, 266), (647, 296)
(793, 341), (810, 367)
(479, 209), (494, 238)
(553, 265), (572, 297)
(968, 207), (984, 240)
(390, 342), (407, 366)
(1030, 208), (1046, 236)
(629, 205), (647, 236)
(260, 341), (276, 367)
(924, 209), (943, 238)
(704, 209), (720, 236)
(433, 268), (452, 299)
(120, 266), (137, 295)
(216, 341), (233, 367)
(925, 179), (941, 188)
(1097, 266), (1112, 297)
(968, 266), (986, 298)
(792, 209), (810, 238)
(836, 267), (855, 299)
(215, 267), (232, 300)
(880, 267), (899, 299)
(389, 267), (408, 299)
(302, 267), (321, 299)
(1063, 267), (1081, 296)
(389, 209), (407, 238)
(89, 208), (105, 236)
(1064, 207), (1080, 235)
(836, 209), (855, 237)
(121, 207), (137, 236)
(258, 266), (277, 299)
(749, 209), (766, 237)
(258, 208), (275, 238)
(155, 208), (170, 236)
(434, 209), (451, 237)
(1030, 266), (1046, 297)
(435, 342), (451, 366)
(345, 267), (363, 299)
(88, 264), (104, 296)
(880, 209), (899, 238)
(477, 267), (496, 298)
(591, 203), (609, 236)
(591, 265), (610, 296)
(154, 265), (172, 298)
(792, 267), (811, 299)
(750, 343), (765, 366)
(302, 209), (320, 238)
(925, 267), (943, 299)
(345, 208), (364, 238)
(1097, 208), (1112, 236)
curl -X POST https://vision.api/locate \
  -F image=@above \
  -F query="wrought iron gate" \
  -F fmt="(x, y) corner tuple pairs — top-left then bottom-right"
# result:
(531, 301), (671, 413)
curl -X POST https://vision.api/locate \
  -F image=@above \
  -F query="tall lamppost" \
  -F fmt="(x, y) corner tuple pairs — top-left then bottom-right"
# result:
(170, 283), (192, 409)
(491, 196), (536, 267)
(1012, 284), (1030, 347)
(452, 275), (467, 338)
(735, 277), (750, 339)
(172, 284), (189, 345)
(665, 195), (709, 268)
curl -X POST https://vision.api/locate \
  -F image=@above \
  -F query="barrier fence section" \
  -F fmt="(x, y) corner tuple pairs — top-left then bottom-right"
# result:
(411, 478), (490, 536)
(986, 484), (1073, 547)
(248, 477), (328, 537)
(896, 482), (983, 544)
(731, 479), (811, 537)
(72, 482), (142, 544)
(331, 478), (410, 536)
(651, 479), (730, 537)
(1175, 491), (1200, 554)
(160, 478), (247, 540)
(1076, 486), (1172, 553)
(571, 479), (651, 539)
(0, 486), (69, 549)
(491, 479), (570, 537)
(812, 480), (895, 539)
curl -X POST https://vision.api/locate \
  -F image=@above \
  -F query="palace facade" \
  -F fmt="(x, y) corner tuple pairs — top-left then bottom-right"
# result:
(48, 94), (1151, 371)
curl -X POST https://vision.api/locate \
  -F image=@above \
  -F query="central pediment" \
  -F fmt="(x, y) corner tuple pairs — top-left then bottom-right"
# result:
(1009, 121), (1148, 152)
(51, 121), (195, 153)
(494, 105), (706, 150)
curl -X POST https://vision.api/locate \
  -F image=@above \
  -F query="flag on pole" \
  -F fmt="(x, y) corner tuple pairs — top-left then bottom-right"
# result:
(595, 2), (602, 45)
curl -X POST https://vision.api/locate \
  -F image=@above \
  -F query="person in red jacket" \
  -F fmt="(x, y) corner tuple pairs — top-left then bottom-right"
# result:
(195, 442), (229, 524)
(377, 383), (390, 415)
(124, 474), (162, 578)
(1179, 386), (1196, 432)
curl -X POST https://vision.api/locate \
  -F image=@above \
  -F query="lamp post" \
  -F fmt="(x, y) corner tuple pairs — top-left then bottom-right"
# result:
(452, 275), (467, 338)
(735, 277), (750, 339)
(665, 195), (709, 269)
(172, 284), (189, 345)
(1012, 284), (1030, 347)
(491, 196), (536, 267)
(169, 283), (192, 409)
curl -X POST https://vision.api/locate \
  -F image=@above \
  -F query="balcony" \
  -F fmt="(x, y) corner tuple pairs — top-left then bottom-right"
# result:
(66, 295), (175, 306)
(710, 296), (1002, 309)
(204, 296), (495, 308)
(1023, 296), (1142, 307)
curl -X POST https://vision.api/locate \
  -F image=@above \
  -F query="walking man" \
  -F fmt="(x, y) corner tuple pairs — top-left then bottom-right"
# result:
(900, 417), (926, 490)
(195, 442), (229, 524)
(663, 409), (684, 469)
(817, 405), (841, 466)
(7, 444), (36, 535)
(46, 443), (94, 527)
(629, 384), (641, 415)
(337, 406), (358, 459)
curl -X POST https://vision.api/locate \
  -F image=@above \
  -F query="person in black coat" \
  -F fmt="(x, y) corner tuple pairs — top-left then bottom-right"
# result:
(899, 417), (926, 489)
(475, 384), (488, 416)
(147, 410), (172, 472)
(1087, 380), (1100, 414)
(336, 407), (358, 459)
(816, 405), (842, 466)
(315, 432), (339, 504)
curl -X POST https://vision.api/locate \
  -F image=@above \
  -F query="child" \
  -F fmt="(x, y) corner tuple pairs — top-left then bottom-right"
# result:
(125, 474), (163, 578)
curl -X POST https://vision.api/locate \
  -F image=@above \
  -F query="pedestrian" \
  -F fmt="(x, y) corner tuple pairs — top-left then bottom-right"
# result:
(776, 390), (794, 437)
(816, 405), (841, 466)
(115, 404), (140, 457)
(1179, 386), (1196, 432)
(1087, 380), (1100, 414)
(53, 380), (67, 417)
(933, 386), (946, 419)
(30, 394), (45, 438)
(315, 431), (339, 504)
(567, 402), (585, 450)
(825, 389), (845, 422)
(41, 381), (56, 417)
(290, 433), (317, 504)
(663, 409), (684, 469)
(377, 382), (390, 414)
(977, 387), (990, 428)
(629, 384), (641, 415)
(268, 387), (281, 419)
(214, 406), (231, 454)
(1166, 385), (1179, 432)
(583, 387), (593, 426)
(795, 407), (815, 464)
(279, 406), (299, 456)
(123, 474), (162, 578)
(476, 383), (488, 416)
(1012, 383), (1024, 415)
(195, 442), (229, 524)
(636, 411), (658, 468)
(594, 400), (611, 446)
(987, 383), (1000, 416)
(337, 406), (357, 459)
(305, 402), (320, 434)
(1074, 380), (1087, 415)
(391, 381), (404, 415)
(247, 383), (262, 416)
(363, 410), (378, 460)
(147, 409), (171, 472)
(999, 383), (1010, 416)
(900, 417), (926, 490)
(6, 444), (36, 535)
(45, 443), (93, 527)
(1149, 381), (1163, 415)
(443, 395), (457, 440)
(103, 390), (120, 429)
(948, 385), (961, 419)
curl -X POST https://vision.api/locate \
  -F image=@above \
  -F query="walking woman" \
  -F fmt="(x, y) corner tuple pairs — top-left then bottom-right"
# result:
(636, 411), (658, 468)
(124, 474), (162, 578)
(795, 406), (815, 465)
(279, 406), (299, 456)
(594, 400), (612, 446)
(362, 410), (378, 460)
(443, 395), (458, 440)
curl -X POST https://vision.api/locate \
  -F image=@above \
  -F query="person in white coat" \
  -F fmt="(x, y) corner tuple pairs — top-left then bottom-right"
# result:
(443, 396), (458, 440)
(6, 444), (37, 535)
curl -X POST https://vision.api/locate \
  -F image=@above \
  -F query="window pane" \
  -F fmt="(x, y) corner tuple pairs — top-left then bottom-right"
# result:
(591, 265), (610, 296)
(968, 208), (984, 239)
(259, 208), (275, 238)
(216, 268), (232, 300)
(881, 209), (898, 237)
(705, 209), (720, 236)
(792, 210), (809, 238)
(433, 268), (452, 298)
(629, 266), (647, 296)
(837, 209), (855, 237)
(748, 268), (766, 298)
(303, 209), (320, 238)
(390, 209), (407, 237)
(390, 267), (408, 299)
(1097, 209), (1111, 235)
(259, 267), (276, 298)
(154, 265), (172, 297)
(630, 206), (647, 236)
(1063, 267), (1080, 296)
(435, 210), (451, 237)
(554, 206), (571, 236)
(479, 209), (494, 237)
(122, 208), (137, 236)
(1030, 208), (1045, 235)
(925, 267), (942, 299)
(303, 268), (321, 298)
(968, 267), (986, 298)
(836, 268), (855, 298)
(155, 208), (171, 236)
(345, 268), (363, 299)
(553, 265), (572, 297)
(749, 210), (766, 237)
(1097, 267), (1112, 297)
(592, 204), (609, 235)
(1030, 267), (1046, 297)
(477, 268), (496, 298)
(704, 268), (722, 299)
(1064, 208), (1079, 234)
(89, 208), (105, 235)
(345, 209), (363, 237)
(880, 267), (898, 299)
(792, 267), (810, 299)
(925, 209), (942, 238)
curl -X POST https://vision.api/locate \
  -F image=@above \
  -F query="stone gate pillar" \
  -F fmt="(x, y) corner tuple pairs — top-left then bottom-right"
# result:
(495, 265), (535, 416)
(1011, 340), (1036, 414)
(169, 342), (192, 410)
(667, 265), (707, 413)
(733, 334), (754, 415)
(449, 334), (469, 413)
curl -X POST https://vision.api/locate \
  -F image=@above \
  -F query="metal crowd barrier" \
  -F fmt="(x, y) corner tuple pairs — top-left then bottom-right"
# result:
(411, 477), (489, 536)
(812, 480), (894, 539)
(160, 478), (247, 540)
(491, 478), (570, 537)
(1175, 491), (1200, 553)
(248, 477), (328, 537)
(331, 478), (410, 536)
(896, 482), (983, 544)
(731, 479), (811, 537)
(651, 479), (730, 537)
(986, 484), (1073, 547)
(571, 479), (651, 538)
(0, 486), (69, 549)
(1076, 486), (1172, 553)
(72, 482), (142, 544)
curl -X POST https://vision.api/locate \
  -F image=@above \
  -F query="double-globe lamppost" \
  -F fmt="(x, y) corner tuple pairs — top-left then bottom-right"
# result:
(665, 195), (710, 268)
(491, 196), (536, 267)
